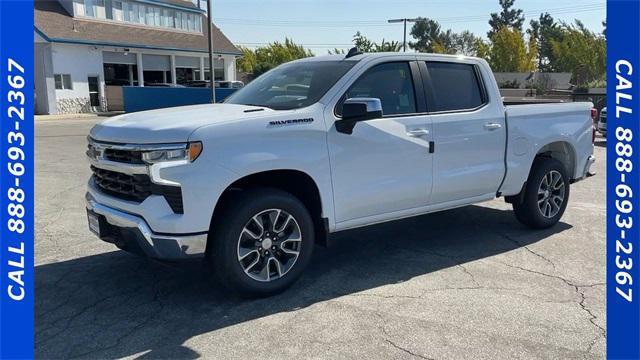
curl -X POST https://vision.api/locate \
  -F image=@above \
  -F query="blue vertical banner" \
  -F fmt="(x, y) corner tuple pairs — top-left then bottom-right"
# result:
(0, 0), (35, 358)
(607, 0), (640, 359)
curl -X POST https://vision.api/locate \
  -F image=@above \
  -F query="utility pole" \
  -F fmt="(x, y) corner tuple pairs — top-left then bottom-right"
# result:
(206, 0), (216, 103)
(387, 18), (419, 52)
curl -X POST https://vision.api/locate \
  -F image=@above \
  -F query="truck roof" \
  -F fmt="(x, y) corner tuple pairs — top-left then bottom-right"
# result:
(292, 52), (481, 63)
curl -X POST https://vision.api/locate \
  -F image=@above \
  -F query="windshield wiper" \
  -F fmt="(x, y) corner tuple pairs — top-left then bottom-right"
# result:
(244, 103), (274, 110)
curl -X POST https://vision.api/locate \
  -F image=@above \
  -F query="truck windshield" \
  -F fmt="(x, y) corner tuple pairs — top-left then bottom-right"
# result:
(224, 60), (356, 110)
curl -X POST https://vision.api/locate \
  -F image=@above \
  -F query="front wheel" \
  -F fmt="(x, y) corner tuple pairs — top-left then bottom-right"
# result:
(209, 188), (314, 297)
(513, 158), (570, 229)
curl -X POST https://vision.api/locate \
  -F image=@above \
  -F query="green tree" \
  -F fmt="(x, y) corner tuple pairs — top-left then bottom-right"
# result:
(352, 31), (377, 52)
(409, 18), (453, 53)
(483, 27), (537, 72)
(488, 0), (525, 38)
(236, 38), (314, 79)
(550, 20), (606, 83)
(409, 18), (481, 55)
(452, 31), (483, 56)
(375, 39), (403, 52)
(345, 32), (402, 53)
(529, 13), (565, 71)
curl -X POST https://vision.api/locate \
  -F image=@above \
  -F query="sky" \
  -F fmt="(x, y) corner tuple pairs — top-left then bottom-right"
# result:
(207, 0), (606, 54)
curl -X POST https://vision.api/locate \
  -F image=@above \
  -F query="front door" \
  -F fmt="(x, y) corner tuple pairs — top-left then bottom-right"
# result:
(88, 76), (100, 109)
(328, 61), (433, 224)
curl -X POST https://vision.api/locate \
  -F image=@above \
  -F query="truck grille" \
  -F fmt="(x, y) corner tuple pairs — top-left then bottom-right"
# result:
(91, 166), (151, 202)
(103, 148), (144, 164)
(90, 166), (184, 213)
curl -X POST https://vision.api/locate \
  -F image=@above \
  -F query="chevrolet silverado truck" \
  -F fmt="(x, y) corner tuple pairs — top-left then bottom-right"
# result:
(86, 51), (595, 297)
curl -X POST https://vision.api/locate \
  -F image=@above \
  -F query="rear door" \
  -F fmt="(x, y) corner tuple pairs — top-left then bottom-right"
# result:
(421, 60), (506, 204)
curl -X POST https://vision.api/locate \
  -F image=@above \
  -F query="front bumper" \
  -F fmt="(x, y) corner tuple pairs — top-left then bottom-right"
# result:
(597, 121), (607, 135)
(86, 193), (207, 260)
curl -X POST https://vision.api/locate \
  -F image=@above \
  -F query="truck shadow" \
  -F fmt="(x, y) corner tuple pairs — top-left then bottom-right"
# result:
(35, 205), (571, 359)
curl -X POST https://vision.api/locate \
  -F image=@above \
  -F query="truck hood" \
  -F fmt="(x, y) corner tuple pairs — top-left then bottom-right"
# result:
(90, 104), (273, 143)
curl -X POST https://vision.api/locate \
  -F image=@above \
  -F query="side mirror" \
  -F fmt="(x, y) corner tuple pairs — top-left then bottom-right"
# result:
(336, 98), (383, 134)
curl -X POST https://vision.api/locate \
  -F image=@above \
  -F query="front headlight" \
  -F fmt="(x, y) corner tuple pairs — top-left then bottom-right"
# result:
(142, 141), (203, 164)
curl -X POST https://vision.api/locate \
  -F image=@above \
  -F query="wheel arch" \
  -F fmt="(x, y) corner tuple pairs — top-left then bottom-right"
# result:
(209, 169), (329, 252)
(505, 140), (577, 204)
(534, 140), (578, 179)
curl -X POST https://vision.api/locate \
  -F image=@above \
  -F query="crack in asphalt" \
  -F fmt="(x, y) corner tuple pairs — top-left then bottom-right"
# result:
(383, 337), (436, 360)
(36, 263), (150, 347)
(373, 312), (436, 360)
(498, 232), (557, 271)
(496, 261), (606, 353)
(407, 248), (481, 288)
(67, 284), (166, 359)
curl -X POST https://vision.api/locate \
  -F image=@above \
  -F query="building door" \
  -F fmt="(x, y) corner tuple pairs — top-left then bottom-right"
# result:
(88, 76), (100, 109)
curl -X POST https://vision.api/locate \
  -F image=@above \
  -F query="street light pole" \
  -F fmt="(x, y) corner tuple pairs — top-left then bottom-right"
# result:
(206, 0), (216, 103)
(403, 20), (406, 52)
(387, 18), (419, 52)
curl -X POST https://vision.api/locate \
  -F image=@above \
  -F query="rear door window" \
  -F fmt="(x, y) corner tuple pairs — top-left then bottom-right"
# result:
(425, 62), (485, 112)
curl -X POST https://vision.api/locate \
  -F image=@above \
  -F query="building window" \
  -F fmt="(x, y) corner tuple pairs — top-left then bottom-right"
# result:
(214, 59), (225, 81)
(77, 0), (202, 33)
(54, 74), (73, 90)
(176, 12), (183, 29)
(162, 9), (174, 27)
(112, 0), (123, 21)
(137, 4), (146, 24)
(84, 0), (105, 19)
(200, 58), (225, 82)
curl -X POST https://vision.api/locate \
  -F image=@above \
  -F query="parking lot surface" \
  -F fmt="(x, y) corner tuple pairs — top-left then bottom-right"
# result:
(36, 117), (606, 359)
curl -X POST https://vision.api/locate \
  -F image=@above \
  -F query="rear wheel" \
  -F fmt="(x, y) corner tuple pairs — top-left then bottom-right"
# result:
(209, 188), (314, 297)
(513, 158), (570, 229)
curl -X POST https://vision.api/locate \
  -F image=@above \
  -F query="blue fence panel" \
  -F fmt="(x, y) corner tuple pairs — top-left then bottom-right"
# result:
(123, 87), (237, 113)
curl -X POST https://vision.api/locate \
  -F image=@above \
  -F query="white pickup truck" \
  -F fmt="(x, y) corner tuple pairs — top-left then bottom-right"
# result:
(86, 52), (595, 296)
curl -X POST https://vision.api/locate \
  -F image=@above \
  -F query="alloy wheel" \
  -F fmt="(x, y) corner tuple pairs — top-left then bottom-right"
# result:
(236, 208), (302, 282)
(537, 170), (565, 218)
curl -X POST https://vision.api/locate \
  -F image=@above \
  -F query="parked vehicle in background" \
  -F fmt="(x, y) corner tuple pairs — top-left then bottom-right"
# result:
(86, 51), (596, 297)
(217, 80), (244, 89)
(144, 83), (186, 87)
(184, 80), (244, 89)
(597, 107), (607, 136)
(183, 80), (209, 87)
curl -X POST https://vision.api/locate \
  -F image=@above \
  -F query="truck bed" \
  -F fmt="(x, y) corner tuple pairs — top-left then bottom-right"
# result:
(498, 101), (594, 196)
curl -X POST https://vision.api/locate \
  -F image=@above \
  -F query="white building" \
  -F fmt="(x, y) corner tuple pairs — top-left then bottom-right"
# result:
(34, 0), (241, 114)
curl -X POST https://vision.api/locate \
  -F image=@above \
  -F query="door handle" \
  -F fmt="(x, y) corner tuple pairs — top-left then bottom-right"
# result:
(407, 129), (430, 137)
(484, 122), (502, 131)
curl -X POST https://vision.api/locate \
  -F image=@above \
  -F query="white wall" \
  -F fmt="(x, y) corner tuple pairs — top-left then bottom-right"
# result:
(222, 54), (236, 81)
(51, 43), (105, 100)
(34, 43), (57, 115)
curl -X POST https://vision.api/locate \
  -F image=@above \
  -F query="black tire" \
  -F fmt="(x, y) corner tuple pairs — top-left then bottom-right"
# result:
(513, 157), (570, 229)
(209, 188), (314, 297)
